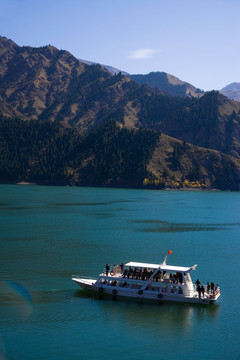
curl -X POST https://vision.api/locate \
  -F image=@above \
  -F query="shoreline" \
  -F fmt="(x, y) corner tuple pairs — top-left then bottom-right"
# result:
(0, 181), (230, 191)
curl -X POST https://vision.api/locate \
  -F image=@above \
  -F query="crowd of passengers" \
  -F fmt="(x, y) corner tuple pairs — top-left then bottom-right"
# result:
(195, 279), (219, 298)
(105, 264), (184, 284)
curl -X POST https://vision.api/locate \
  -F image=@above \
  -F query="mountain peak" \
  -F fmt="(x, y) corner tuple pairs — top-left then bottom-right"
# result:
(128, 71), (204, 98)
(0, 35), (19, 55)
(221, 82), (240, 102)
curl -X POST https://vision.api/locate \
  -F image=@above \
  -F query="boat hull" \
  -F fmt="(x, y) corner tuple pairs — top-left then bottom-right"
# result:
(72, 278), (219, 305)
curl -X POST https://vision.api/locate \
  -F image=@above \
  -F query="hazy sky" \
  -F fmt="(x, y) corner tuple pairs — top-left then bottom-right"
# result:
(1, 0), (239, 91)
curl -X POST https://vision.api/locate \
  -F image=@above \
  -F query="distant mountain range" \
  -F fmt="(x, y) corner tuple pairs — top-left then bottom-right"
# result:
(80, 59), (204, 98)
(129, 72), (205, 98)
(79, 58), (129, 76)
(1, 35), (240, 190)
(220, 83), (240, 102)
(80, 59), (240, 103)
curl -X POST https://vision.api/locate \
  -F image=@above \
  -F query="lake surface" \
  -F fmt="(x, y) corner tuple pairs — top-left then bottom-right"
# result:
(0, 184), (240, 360)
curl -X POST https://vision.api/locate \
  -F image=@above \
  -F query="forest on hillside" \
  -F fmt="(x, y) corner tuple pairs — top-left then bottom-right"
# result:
(0, 115), (159, 187)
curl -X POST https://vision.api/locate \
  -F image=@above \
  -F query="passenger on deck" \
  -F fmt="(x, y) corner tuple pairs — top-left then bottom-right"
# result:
(159, 271), (162, 280)
(195, 279), (201, 287)
(120, 262), (124, 271)
(206, 282), (210, 294)
(154, 271), (160, 282)
(197, 285), (201, 298)
(210, 281), (215, 294)
(200, 285), (205, 298)
(179, 274), (183, 284)
(138, 268), (142, 279)
(106, 264), (110, 276)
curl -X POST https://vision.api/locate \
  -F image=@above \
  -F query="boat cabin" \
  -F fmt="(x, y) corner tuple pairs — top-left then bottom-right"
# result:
(99, 261), (197, 297)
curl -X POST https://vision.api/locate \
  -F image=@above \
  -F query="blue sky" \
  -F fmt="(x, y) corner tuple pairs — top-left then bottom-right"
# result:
(1, 0), (239, 91)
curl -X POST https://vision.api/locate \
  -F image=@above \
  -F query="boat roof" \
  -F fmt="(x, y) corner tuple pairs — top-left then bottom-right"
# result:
(125, 262), (197, 273)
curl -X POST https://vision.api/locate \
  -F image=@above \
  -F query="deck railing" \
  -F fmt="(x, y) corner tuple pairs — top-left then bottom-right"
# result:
(190, 284), (220, 299)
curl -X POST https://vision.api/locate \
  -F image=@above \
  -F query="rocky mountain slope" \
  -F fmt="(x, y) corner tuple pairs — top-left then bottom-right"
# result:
(1, 35), (240, 190)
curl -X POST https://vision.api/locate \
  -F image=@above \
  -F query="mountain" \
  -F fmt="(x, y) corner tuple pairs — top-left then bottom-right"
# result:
(1, 115), (240, 190)
(220, 83), (240, 102)
(0, 36), (134, 131)
(148, 91), (240, 160)
(1, 35), (240, 190)
(128, 72), (205, 98)
(79, 58), (129, 76)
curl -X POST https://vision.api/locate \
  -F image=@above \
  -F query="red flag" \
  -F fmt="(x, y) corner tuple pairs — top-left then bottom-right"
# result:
(168, 250), (173, 255)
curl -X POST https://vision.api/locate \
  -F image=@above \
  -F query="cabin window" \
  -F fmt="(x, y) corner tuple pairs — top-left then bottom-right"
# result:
(119, 281), (131, 288)
(146, 284), (160, 292)
(130, 282), (144, 290)
(162, 283), (168, 292)
(107, 279), (119, 286)
(178, 287), (183, 294)
(170, 285), (183, 294)
(97, 278), (107, 285)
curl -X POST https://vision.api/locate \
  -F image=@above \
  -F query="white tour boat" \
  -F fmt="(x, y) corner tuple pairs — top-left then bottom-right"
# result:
(72, 255), (220, 304)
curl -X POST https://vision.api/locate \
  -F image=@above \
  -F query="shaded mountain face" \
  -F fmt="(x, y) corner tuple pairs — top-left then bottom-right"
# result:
(148, 91), (240, 160)
(221, 83), (240, 102)
(129, 72), (205, 98)
(1, 115), (240, 190)
(1, 35), (240, 190)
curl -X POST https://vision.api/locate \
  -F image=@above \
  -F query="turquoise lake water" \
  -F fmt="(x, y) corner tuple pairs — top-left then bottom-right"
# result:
(0, 184), (240, 360)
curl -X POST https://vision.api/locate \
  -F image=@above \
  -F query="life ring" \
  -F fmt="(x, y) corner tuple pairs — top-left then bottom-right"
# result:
(112, 289), (117, 295)
(116, 267), (121, 273)
(110, 271), (115, 276)
(158, 293), (163, 299)
(99, 287), (104, 293)
(138, 290), (143, 295)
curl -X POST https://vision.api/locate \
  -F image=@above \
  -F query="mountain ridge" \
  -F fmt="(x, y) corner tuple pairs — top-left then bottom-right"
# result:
(129, 72), (205, 98)
(1, 35), (240, 190)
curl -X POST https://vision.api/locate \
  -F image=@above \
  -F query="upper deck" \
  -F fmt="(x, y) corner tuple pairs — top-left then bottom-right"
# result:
(125, 261), (197, 274)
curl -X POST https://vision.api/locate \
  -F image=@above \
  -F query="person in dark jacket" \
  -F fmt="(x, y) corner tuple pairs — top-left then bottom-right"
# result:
(197, 285), (201, 298)
(106, 264), (110, 276)
(210, 281), (215, 294)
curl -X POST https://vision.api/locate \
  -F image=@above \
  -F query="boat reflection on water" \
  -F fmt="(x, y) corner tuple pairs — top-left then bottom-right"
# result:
(73, 288), (220, 334)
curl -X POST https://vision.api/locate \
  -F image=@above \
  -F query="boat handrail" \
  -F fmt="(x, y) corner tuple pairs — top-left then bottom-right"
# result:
(187, 284), (220, 298)
(193, 284), (220, 292)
